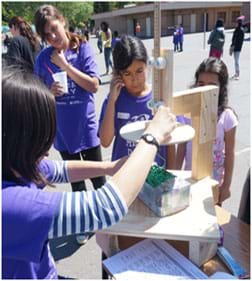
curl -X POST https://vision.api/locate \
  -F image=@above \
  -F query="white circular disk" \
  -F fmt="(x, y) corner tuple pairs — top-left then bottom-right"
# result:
(120, 121), (195, 145)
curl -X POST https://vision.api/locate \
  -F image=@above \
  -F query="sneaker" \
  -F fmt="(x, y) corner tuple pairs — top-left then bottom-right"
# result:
(76, 234), (89, 245)
(230, 74), (239, 80)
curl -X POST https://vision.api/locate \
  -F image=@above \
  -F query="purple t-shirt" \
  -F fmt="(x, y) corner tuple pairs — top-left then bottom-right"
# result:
(34, 42), (100, 154)
(99, 87), (167, 166)
(2, 160), (62, 279)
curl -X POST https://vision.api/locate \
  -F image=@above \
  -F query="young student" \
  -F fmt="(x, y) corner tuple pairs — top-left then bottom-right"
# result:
(34, 5), (105, 244)
(2, 65), (176, 279)
(178, 23), (184, 52)
(176, 57), (238, 205)
(96, 27), (103, 53)
(173, 25), (179, 52)
(99, 35), (175, 169)
(207, 19), (225, 59)
(111, 30), (120, 50)
(6, 16), (41, 69)
(230, 18), (244, 80)
(100, 21), (113, 75)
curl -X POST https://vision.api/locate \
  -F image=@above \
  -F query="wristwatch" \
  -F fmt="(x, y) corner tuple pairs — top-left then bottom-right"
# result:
(140, 133), (159, 150)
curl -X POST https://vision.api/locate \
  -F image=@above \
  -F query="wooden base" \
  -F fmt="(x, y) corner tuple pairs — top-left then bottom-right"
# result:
(97, 171), (220, 266)
(120, 121), (195, 145)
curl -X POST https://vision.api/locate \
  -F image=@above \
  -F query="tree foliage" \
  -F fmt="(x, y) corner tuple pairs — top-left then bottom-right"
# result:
(2, 2), (93, 28)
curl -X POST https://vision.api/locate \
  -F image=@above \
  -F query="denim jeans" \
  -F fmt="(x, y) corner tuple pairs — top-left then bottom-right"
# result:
(104, 47), (113, 72)
(234, 51), (241, 75)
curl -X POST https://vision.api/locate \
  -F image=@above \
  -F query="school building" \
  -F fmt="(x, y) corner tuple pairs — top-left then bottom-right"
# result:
(92, 2), (249, 38)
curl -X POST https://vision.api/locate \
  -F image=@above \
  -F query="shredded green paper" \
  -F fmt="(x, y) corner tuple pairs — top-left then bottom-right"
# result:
(146, 164), (176, 188)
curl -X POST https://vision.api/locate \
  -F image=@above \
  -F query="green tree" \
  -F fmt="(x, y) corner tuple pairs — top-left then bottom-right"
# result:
(2, 2), (93, 28)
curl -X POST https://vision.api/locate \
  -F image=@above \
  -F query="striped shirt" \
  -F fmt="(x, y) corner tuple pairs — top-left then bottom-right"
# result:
(45, 160), (128, 239)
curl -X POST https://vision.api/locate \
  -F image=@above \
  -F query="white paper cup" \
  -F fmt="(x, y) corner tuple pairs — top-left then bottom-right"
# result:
(52, 71), (68, 94)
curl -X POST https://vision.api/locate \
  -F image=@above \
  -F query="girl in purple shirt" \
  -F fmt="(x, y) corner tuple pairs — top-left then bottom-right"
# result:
(34, 5), (105, 197)
(2, 64), (176, 279)
(99, 35), (175, 169)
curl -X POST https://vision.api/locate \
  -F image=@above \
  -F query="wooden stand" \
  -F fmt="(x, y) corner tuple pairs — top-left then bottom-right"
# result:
(97, 2), (220, 268)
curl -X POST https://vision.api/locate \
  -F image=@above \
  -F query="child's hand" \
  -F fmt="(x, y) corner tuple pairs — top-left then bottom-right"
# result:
(109, 74), (124, 103)
(51, 49), (68, 70)
(109, 156), (129, 176)
(51, 81), (64, 97)
(218, 184), (231, 204)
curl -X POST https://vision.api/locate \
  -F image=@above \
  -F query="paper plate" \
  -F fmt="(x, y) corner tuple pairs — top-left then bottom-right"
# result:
(120, 121), (195, 145)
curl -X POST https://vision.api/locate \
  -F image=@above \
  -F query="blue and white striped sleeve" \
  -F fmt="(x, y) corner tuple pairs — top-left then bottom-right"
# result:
(48, 181), (128, 239)
(40, 159), (69, 183)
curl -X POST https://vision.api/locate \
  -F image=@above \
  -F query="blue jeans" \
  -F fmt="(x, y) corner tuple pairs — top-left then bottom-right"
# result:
(233, 51), (241, 75)
(104, 47), (113, 72)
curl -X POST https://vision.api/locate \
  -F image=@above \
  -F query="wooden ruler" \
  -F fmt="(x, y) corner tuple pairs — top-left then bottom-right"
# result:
(153, 2), (161, 102)
(152, 2), (173, 108)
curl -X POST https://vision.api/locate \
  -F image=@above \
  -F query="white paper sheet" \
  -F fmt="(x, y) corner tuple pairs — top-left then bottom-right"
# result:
(103, 239), (208, 280)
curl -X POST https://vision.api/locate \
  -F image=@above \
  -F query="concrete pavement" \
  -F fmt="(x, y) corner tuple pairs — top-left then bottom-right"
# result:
(47, 29), (250, 279)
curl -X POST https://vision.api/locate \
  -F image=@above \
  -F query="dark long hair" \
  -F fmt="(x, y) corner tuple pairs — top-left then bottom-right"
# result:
(193, 57), (235, 117)
(112, 35), (148, 72)
(2, 65), (56, 185)
(34, 5), (85, 52)
(8, 16), (39, 52)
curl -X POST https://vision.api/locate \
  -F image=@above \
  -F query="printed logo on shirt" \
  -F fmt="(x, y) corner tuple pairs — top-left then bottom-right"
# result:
(130, 114), (150, 122)
(66, 53), (78, 60)
(117, 112), (130, 119)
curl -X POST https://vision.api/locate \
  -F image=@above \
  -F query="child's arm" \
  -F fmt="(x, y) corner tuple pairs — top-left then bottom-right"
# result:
(176, 143), (186, 169)
(51, 49), (99, 93)
(219, 127), (237, 204)
(99, 75), (124, 147)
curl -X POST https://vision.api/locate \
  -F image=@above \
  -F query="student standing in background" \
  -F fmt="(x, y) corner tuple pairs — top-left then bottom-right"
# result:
(207, 19), (225, 59)
(230, 19), (244, 80)
(176, 58), (238, 205)
(100, 21), (113, 75)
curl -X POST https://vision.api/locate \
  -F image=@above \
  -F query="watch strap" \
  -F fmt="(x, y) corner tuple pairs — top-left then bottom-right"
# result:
(140, 133), (159, 150)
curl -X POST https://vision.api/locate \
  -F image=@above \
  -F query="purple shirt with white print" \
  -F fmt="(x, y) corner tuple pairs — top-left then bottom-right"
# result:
(34, 41), (100, 154)
(99, 87), (167, 166)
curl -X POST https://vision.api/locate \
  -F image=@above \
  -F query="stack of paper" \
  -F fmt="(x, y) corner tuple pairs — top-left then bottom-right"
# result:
(103, 239), (236, 280)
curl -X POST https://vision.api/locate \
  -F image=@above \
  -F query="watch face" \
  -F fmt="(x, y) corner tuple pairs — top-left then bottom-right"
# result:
(146, 135), (153, 142)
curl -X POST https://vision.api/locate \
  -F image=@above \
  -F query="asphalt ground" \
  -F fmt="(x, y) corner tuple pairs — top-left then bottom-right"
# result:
(46, 29), (250, 279)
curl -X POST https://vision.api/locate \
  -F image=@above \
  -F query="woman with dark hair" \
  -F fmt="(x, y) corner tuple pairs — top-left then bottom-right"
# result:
(230, 19), (245, 80)
(2, 65), (176, 279)
(100, 21), (113, 75)
(176, 57), (238, 205)
(34, 4), (105, 244)
(207, 18), (225, 59)
(6, 16), (41, 69)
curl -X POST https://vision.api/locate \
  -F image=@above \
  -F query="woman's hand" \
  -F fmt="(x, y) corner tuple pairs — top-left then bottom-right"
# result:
(109, 74), (124, 103)
(144, 105), (177, 145)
